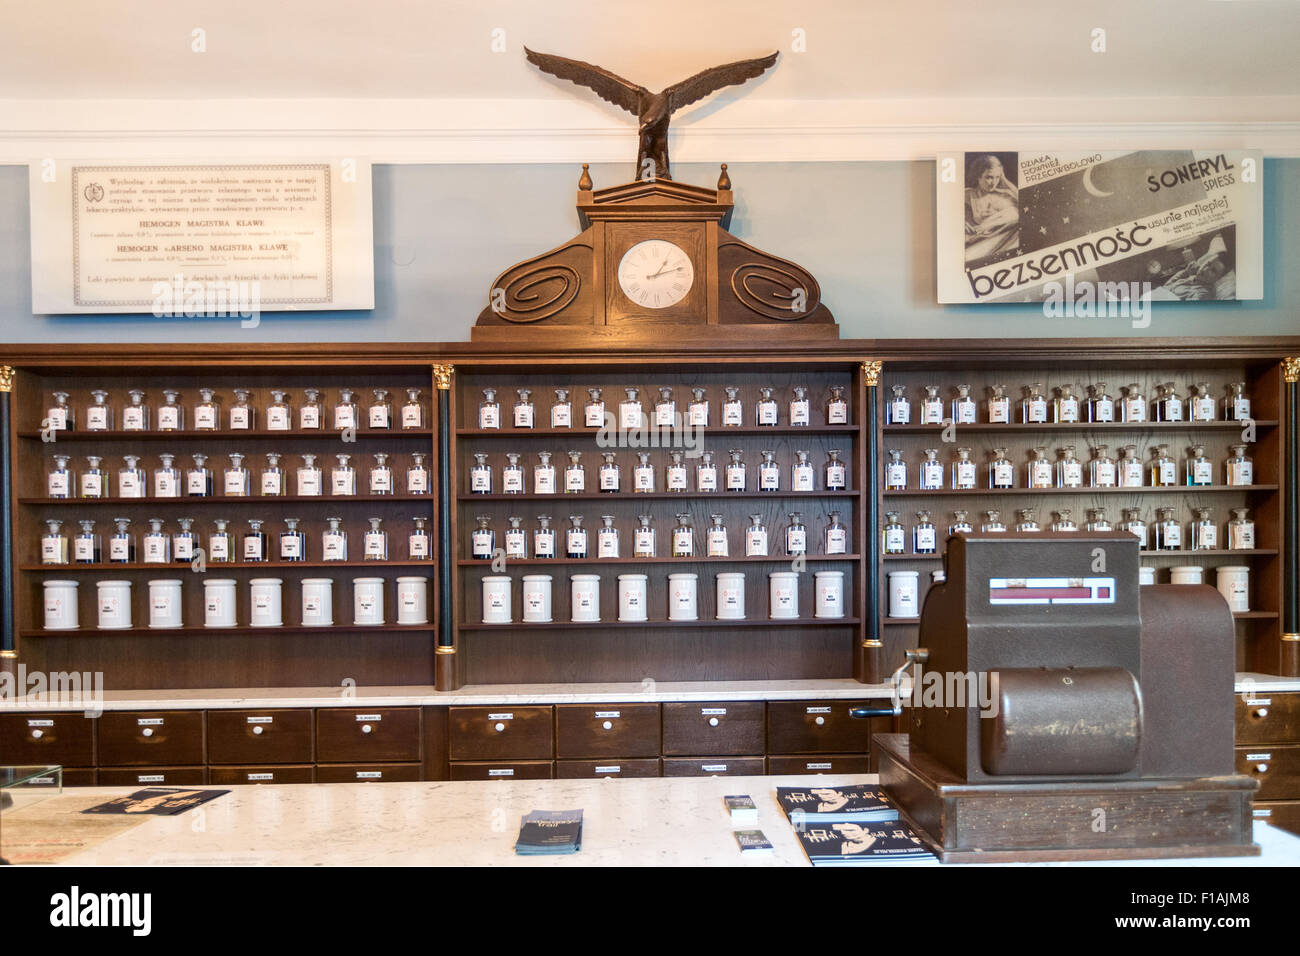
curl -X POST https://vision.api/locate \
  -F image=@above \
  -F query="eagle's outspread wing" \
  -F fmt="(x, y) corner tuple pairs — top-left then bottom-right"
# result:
(663, 51), (778, 112)
(524, 47), (646, 115)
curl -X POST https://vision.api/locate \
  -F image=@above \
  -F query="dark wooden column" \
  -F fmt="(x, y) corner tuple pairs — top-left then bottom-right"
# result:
(1283, 357), (1299, 677)
(433, 364), (458, 690)
(0, 365), (14, 678)
(860, 360), (883, 684)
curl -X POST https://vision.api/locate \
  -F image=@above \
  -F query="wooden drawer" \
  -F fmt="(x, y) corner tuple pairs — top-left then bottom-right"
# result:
(1253, 801), (1300, 837)
(316, 708), (420, 763)
(208, 765), (315, 785)
(766, 700), (886, 754)
(208, 709), (313, 765)
(768, 754), (872, 775)
(449, 706), (553, 761)
(96, 711), (204, 767)
(449, 761), (554, 781)
(662, 756), (766, 777)
(0, 713), (94, 767)
(1235, 692), (1300, 745)
(556, 758), (661, 779)
(315, 763), (422, 784)
(556, 703), (660, 759)
(14, 767), (96, 788)
(98, 766), (207, 787)
(662, 702), (764, 756)
(1236, 744), (1300, 801)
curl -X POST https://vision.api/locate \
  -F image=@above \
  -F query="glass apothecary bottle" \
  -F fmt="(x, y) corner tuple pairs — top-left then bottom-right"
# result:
(1050, 509), (1077, 533)
(1120, 383), (1147, 423)
(619, 387), (644, 429)
(1086, 382), (1115, 423)
(75, 519), (101, 564)
(886, 384), (911, 425)
(1014, 508), (1041, 533)
(1088, 445), (1116, 488)
(1226, 444), (1253, 486)
(1153, 507), (1181, 550)
(1026, 447), (1052, 490)
(1118, 444), (1144, 488)
(696, 451), (719, 493)
(123, 389), (150, 431)
(988, 447), (1013, 489)
(41, 519), (69, 565)
(912, 511), (937, 554)
(261, 452), (286, 497)
(825, 511), (848, 555)
(1189, 382), (1216, 422)
(920, 385), (943, 425)
(951, 384), (976, 424)
(513, 389), (535, 429)
(550, 388), (571, 429)
(186, 453), (214, 498)
(1154, 382), (1183, 422)
(194, 388), (220, 431)
(86, 390), (113, 431)
(363, 518), (388, 561)
(119, 455), (145, 499)
(368, 389), (392, 430)
(688, 387), (710, 427)
(1055, 445), (1084, 488)
(981, 510), (1006, 533)
(825, 449), (847, 491)
(986, 384), (1011, 424)
(826, 385), (848, 425)
(666, 450), (688, 493)
(566, 515), (588, 558)
(1053, 384), (1080, 423)
(654, 386), (676, 427)
(209, 518), (234, 564)
(745, 513), (769, 556)
(409, 517), (431, 560)
(266, 390), (292, 431)
(1149, 444), (1177, 488)
(1224, 382), (1251, 422)
(634, 515), (656, 558)
(722, 386), (743, 427)
(725, 449), (747, 491)
(672, 514), (695, 557)
(630, 452), (654, 493)
(951, 447), (976, 490)
(1122, 507), (1148, 548)
(706, 514), (729, 557)
(228, 388), (255, 430)
(755, 386), (779, 427)
(789, 385), (811, 426)
(46, 391), (72, 431)
(243, 519), (266, 563)
(597, 515), (619, 558)
(791, 450), (814, 492)
(369, 452), (393, 496)
(534, 515), (557, 559)
(109, 517), (136, 563)
(534, 451), (556, 495)
(919, 448), (943, 491)
(784, 512), (807, 556)
(882, 511), (905, 554)
(469, 453), (492, 495)
(402, 388), (425, 430)
(1185, 444), (1213, 487)
(322, 517), (347, 562)
(472, 515), (495, 560)
(564, 450), (586, 494)
(495, 452), (521, 495)
(154, 453), (181, 498)
(885, 448), (908, 491)
(1021, 383), (1048, 424)
(1085, 508), (1112, 533)
(334, 388), (358, 431)
(504, 516), (527, 559)
(173, 517), (196, 564)
(48, 454), (73, 499)
(299, 388), (322, 431)
(759, 450), (780, 491)
(1190, 508), (1217, 551)
(223, 453), (250, 497)
(584, 387), (605, 428)
(297, 454), (322, 497)
(158, 389), (184, 431)
(331, 454), (356, 497)
(949, 510), (973, 536)
(407, 453), (430, 495)
(280, 517), (305, 562)
(1228, 508), (1255, 550)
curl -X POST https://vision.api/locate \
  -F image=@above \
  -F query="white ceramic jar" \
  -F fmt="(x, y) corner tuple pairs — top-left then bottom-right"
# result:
(887, 570), (919, 618)
(148, 579), (183, 629)
(522, 574), (553, 623)
(97, 580), (133, 629)
(1139, 566), (1156, 586)
(204, 578), (237, 628)
(716, 572), (745, 620)
(482, 576), (511, 624)
(1215, 566), (1250, 612)
(570, 574), (600, 622)
(618, 574), (648, 622)
(814, 570), (844, 619)
(396, 576), (430, 625)
(250, 578), (284, 627)
(1170, 565), (1204, 586)
(43, 580), (79, 630)
(668, 573), (698, 621)
(353, 577), (385, 625)
(769, 571), (799, 619)
(301, 578), (334, 626)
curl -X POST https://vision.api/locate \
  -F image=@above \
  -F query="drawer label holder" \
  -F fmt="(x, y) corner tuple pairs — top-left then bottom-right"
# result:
(594, 711), (621, 719)
(27, 719), (54, 727)
(136, 718), (165, 726)
(488, 713), (514, 721)
(701, 708), (727, 716)
(246, 716), (274, 724)
(354, 714), (382, 722)
(806, 706), (832, 714)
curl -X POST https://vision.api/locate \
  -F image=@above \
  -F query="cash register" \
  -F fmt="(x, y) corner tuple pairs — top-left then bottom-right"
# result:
(859, 532), (1258, 862)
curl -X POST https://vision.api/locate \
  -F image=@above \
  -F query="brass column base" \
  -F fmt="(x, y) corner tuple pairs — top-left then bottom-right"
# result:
(434, 645), (457, 691)
(1281, 634), (1300, 678)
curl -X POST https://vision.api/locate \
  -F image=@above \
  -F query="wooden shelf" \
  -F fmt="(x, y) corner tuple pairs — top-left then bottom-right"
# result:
(23, 561), (434, 571)
(883, 420), (1277, 434)
(22, 428), (433, 441)
(459, 617), (860, 631)
(23, 495), (432, 505)
(456, 554), (860, 567)
(882, 485), (1276, 496)
(457, 490), (857, 501)
(20, 623), (436, 638)
(882, 549), (1279, 561)
(455, 425), (859, 437)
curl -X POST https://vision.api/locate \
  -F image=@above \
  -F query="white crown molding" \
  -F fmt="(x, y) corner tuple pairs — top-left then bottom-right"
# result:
(2, 96), (1299, 163)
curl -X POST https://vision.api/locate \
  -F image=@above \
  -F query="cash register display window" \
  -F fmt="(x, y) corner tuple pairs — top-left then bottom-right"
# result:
(988, 577), (1116, 605)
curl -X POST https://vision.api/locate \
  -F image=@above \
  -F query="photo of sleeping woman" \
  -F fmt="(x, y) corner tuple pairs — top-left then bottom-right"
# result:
(964, 152), (1020, 267)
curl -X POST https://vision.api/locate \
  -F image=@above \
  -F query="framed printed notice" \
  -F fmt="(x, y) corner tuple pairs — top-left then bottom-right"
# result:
(29, 160), (374, 314)
(935, 149), (1263, 305)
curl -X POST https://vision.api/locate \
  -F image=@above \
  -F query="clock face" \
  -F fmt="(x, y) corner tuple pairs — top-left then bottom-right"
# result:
(617, 239), (695, 309)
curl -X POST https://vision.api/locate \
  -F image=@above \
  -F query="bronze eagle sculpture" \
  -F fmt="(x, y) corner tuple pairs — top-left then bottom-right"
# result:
(524, 47), (779, 181)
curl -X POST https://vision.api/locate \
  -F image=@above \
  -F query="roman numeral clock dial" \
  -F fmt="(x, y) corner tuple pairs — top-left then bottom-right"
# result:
(617, 239), (695, 309)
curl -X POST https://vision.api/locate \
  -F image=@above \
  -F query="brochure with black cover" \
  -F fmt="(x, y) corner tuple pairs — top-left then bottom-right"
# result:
(775, 784), (900, 825)
(734, 829), (774, 854)
(82, 788), (231, 816)
(514, 809), (584, 855)
(794, 822), (936, 865)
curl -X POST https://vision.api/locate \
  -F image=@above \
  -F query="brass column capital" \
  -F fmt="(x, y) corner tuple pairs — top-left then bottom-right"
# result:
(861, 361), (882, 388)
(432, 364), (455, 390)
(1284, 357), (1299, 384)
(0, 365), (14, 392)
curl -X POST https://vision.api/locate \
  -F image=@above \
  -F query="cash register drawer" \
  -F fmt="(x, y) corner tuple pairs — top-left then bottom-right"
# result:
(208, 709), (314, 764)
(316, 708), (420, 763)
(0, 713), (94, 767)
(766, 700), (881, 753)
(555, 704), (659, 758)
(1236, 744), (1300, 801)
(1235, 693), (1300, 745)
(96, 711), (205, 766)
(449, 706), (553, 761)
(661, 702), (764, 756)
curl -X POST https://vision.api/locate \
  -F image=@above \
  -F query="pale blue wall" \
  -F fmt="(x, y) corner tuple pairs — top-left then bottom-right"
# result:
(1, 159), (1296, 343)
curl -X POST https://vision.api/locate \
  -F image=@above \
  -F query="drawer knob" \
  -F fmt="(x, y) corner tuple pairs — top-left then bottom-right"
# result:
(815, 716), (825, 726)
(361, 724), (373, 734)
(1253, 707), (1269, 718)
(602, 720), (613, 731)
(141, 727), (154, 738)
(708, 717), (720, 727)
(31, 729), (43, 739)
(495, 722), (506, 732)
(1256, 762), (1270, 774)
(252, 725), (264, 735)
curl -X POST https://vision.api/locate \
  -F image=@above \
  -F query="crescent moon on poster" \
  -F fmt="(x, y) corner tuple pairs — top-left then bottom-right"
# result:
(1082, 165), (1113, 198)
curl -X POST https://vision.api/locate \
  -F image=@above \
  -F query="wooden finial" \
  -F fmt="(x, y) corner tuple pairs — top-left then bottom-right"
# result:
(717, 163), (731, 190)
(578, 163), (593, 191)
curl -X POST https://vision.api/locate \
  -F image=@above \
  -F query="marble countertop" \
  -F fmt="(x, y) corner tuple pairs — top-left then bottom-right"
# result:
(26, 775), (1299, 867)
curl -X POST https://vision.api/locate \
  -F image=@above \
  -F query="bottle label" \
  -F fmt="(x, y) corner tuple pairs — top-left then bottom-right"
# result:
(954, 462), (975, 489)
(726, 465), (745, 490)
(565, 469), (585, 492)
(370, 470), (392, 493)
(993, 462), (1014, 487)
(828, 401), (848, 425)
(922, 399), (943, 424)
(281, 536), (302, 558)
(723, 402), (743, 426)
(757, 402), (777, 425)
(1234, 398), (1251, 420)
(403, 405), (423, 429)
(956, 400), (976, 424)
(123, 407), (146, 430)
(1062, 462), (1083, 486)
(49, 473), (69, 496)
(143, 536), (166, 562)
(210, 538), (229, 560)
(364, 533), (385, 557)
(224, 472), (247, 495)
(1120, 461), (1143, 486)
(505, 531), (526, 558)
(331, 472), (353, 496)
(1027, 399), (1047, 423)
(479, 406), (499, 429)
(786, 528), (806, 553)
(109, 539), (130, 561)
(1230, 525), (1255, 550)
(1164, 398), (1183, 421)
(155, 474), (177, 497)
(1193, 461), (1213, 485)
(689, 403), (709, 426)
(619, 403), (642, 429)
(513, 406), (533, 428)
(566, 530), (587, 556)
(1058, 398), (1079, 422)
(322, 534), (344, 559)
(1197, 526), (1218, 549)
(300, 407), (320, 429)
(707, 529), (728, 556)
(334, 407), (356, 430)
(584, 404), (604, 427)
(793, 465), (814, 491)
(827, 463), (847, 489)
(472, 530), (493, 557)
(790, 400), (810, 425)
(408, 470), (428, 493)
(409, 535), (429, 557)
(655, 404), (675, 426)
(370, 406), (391, 428)
(889, 399), (910, 424)
(760, 466), (780, 490)
(921, 462), (943, 490)
(158, 407), (180, 430)
(187, 472), (208, 495)
(1030, 462), (1052, 488)
(1159, 462), (1177, 485)
(174, 537), (193, 559)
(667, 468), (687, 491)
(1194, 397), (1215, 421)
(916, 527), (937, 551)
(1230, 462), (1253, 485)
(988, 398), (1009, 423)
(42, 539), (62, 562)
(534, 533), (555, 557)
(634, 529), (654, 556)
(697, 468), (717, 492)
(195, 407), (217, 429)
(298, 471), (321, 496)
(673, 529), (693, 555)
(244, 538), (262, 560)
(261, 473), (282, 496)
(886, 463), (907, 488)
(535, 469), (555, 494)
(745, 529), (767, 556)
(1126, 524), (1148, 547)
(634, 467), (654, 491)
(827, 528), (847, 554)
(74, 538), (96, 560)
(1092, 400), (1114, 422)
(1093, 462), (1116, 486)
(598, 531), (619, 558)
(600, 469), (620, 491)
(1163, 525), (1182, 548)
(1124, 399), (1146, 421)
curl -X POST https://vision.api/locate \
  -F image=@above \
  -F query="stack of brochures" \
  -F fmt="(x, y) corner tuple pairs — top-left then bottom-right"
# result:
(514, 809), (584, 855)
